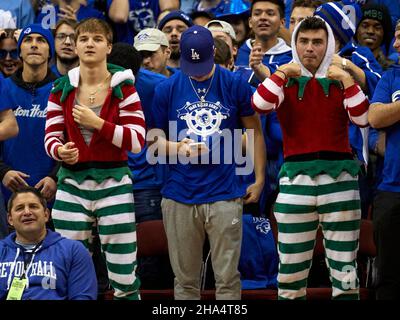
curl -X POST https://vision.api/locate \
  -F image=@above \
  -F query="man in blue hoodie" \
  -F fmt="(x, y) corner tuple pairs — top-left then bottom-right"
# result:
(236, 0), (292, 84)
(368, 20), (400, 300)
(0, 186), (97, 300)
(0, 24), (59, 205)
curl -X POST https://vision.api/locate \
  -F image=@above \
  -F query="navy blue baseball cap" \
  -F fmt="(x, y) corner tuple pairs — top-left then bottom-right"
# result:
(158, 10), (193, 31)
(180, 25), (215, 77)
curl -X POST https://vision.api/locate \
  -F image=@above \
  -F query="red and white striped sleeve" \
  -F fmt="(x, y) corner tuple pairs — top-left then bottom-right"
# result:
(343, 84), (369, 128)
(98, 85), (146, 153)
(251, 74), (286, 114)
(45, 93), (65, 161)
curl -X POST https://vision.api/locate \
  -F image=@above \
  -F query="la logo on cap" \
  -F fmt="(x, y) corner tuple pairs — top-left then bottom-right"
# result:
(191, 49), (200, 60)
(24, 28), (31, 34)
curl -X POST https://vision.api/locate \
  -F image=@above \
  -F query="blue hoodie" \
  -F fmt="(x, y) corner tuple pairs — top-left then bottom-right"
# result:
(0, 230), (97, 300)
(0, 70), (58, 204)
(339, 42), (383, 164)
(235, 38), (293, 87)
(235, 38), (292, 70)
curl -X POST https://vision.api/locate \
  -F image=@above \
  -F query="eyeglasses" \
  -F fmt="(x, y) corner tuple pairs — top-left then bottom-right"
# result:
(55, 33), (75, 43)
(0, 49), (18, 60)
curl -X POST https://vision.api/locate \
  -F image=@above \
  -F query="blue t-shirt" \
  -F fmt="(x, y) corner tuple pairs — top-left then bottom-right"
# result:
(128, 68), (167, 190)
(107, 0), (160, 45)
(35, 4), (104, 28)
(152, 65), (254, 204)
(371, 64), (400, 192)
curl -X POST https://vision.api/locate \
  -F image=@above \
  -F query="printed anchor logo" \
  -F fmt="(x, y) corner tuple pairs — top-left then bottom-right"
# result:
(178, 101), (229, 140)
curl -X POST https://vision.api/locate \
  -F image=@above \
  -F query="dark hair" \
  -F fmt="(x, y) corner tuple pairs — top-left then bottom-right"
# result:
(295, 16), (328, 42)
(8, 186), (47, 212)
(251, 0), (285, 19)
(54, 19), (77, 35)
(292, 0), (324, 11)
(0, 29), (18, 42)
(107, 42), (142, 76)
(190, 10), (215, 22)
(75, 18), (113, 44)
(213, 37), (232, 67)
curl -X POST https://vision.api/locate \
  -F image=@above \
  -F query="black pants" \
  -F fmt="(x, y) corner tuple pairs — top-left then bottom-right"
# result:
(372, 191), (400, 300)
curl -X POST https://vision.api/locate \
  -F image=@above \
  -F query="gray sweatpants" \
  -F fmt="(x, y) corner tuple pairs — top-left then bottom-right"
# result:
(161, 197), (243, 300)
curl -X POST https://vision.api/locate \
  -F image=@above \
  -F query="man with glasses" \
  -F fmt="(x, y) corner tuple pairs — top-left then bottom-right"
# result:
(52, 19), (78, 77)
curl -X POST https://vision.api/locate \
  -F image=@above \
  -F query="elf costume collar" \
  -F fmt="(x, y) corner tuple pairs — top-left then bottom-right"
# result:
(51, 63), (135, 102)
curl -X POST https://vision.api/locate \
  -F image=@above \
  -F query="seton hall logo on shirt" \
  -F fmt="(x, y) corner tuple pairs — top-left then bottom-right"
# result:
(14, 105), (47, 118)
(177, 101), (230, 140)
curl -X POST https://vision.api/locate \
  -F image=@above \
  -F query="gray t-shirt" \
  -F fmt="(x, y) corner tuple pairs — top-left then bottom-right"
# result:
(75, 98), (102, 145)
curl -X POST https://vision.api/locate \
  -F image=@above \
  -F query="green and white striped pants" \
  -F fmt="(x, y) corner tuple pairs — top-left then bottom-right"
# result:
(52, 173), (140, 300)
(275, 171), (361, 300)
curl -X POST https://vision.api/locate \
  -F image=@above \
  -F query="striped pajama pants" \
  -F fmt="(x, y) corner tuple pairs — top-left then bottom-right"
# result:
(52, 173), (140, 300)
(274, 171), (361, 300)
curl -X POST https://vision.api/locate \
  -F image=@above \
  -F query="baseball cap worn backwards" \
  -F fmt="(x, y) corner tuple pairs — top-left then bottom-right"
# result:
(134, 28), (169, 52)
(180, 25), (215, 77)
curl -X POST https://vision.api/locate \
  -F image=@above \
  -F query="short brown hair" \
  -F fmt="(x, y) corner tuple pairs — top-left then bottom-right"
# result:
(214, 37), (232, 67)
(295, 16), (327, 42)
(75, 18), (113, 44)
(54, 19), (77, 35)
(251, 0), (285, 19)
(8, 187), (47, 213)
(292, 0), (324, 11)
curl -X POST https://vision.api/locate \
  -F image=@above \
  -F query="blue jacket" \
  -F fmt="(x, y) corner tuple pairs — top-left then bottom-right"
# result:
(0, 230), (97, 300)
(0, 70), (58, 203)
(235, 38), (292, 87)
(236, 38), (292, 69)
(339, 42), (383, 163)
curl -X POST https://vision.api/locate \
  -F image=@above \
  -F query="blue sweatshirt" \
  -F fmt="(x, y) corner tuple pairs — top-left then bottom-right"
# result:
(339, 42), (383, 164)
(0, 70), (58, 203)
(128, 68), (167, 190)
(235, 38), (293, 87)
(0, 230), (97, 300)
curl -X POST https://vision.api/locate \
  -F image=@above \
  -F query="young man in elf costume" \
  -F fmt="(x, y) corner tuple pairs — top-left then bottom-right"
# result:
(44, 18), (146, 300)
(252, 16), (369, 300)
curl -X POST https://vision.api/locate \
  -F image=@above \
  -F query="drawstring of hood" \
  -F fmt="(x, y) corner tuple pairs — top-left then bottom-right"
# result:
(6, 243), (42, 291)
(6, 248), (20, 290)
